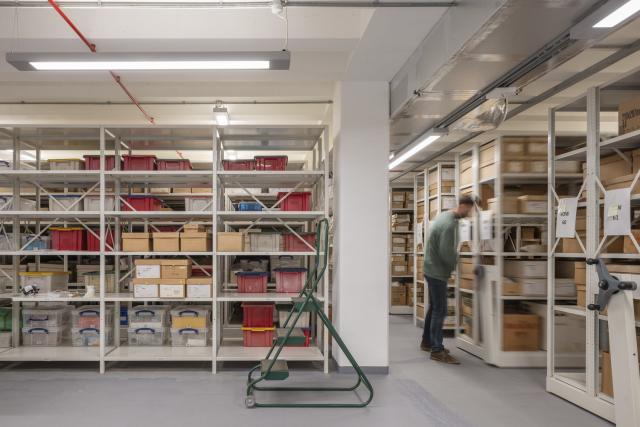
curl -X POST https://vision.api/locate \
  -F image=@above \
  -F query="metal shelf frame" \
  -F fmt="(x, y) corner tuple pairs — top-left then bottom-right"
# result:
(389, 183), (413, 315)
(0, 123), (331, 374)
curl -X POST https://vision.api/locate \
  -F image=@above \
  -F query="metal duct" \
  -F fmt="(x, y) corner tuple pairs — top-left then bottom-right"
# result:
(449, 97), (507, 133)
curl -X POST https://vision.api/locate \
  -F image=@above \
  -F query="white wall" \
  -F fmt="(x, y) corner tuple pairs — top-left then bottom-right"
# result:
(332, 81), (389, 371)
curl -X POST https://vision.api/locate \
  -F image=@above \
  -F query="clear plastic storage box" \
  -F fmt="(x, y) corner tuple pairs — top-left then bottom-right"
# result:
(185, 197), (211, 211)
(71, 327), (113, 347)
(72, 306), (113, 329)
(170, 306), (210, 329)
(22, 326), (66, 346)
(22, 305), (71, 327)
(249, 233), (282, 252)
(128, 306), (170, 328)
(170, 328), (209, 347)
(49, 195), (84, 211)
(83, 195), (115, 211)
(277, 305), (310, 328)
(128, 327), (168, 346)
(48, 158), (84, 170)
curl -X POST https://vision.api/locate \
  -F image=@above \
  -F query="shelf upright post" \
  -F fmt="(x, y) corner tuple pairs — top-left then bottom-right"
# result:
(471, 144), (481, 346)
(322, 125), (330, 374)
(212, 125), (218, 374)
(11, 130), (20, 347)
(413, 172), (418, 325)
(99, 127), (106, 374)
(454, 154), (460, 336)
(494, 136), (504, 364)
(585, 87), (600, 397)
(113, 134), (121, 347)
(546, 107), (557, 381)
(35, 145), (41, 271)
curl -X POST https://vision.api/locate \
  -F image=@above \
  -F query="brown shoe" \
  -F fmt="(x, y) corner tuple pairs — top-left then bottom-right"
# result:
(420, 342), (431, 352)
(431, 350), (460, 364)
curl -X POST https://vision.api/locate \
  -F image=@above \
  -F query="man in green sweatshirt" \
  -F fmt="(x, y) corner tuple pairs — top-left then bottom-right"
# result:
(420, 195), (476, 364)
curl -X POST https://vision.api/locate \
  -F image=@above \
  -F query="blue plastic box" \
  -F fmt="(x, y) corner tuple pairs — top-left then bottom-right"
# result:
(238, 202), (263, 211)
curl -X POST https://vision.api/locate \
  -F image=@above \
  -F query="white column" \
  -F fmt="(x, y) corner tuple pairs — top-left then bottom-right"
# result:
(332, 81), (390, 372)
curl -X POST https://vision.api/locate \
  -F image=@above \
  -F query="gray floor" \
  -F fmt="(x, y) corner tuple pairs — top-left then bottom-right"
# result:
(0, 315), (611, 427)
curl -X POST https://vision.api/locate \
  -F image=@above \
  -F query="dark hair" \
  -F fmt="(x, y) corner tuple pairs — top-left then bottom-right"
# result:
(459, 195), (477, 207)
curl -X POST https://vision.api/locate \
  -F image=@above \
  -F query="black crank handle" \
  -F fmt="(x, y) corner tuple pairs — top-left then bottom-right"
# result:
(587, 304), (600, 311)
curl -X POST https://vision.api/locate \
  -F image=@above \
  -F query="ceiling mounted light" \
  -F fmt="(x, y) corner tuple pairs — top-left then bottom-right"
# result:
(594, 0), (640, 28)
(6, 51), (291, 71)
(214, 102), (230, 126)
(388, 129), (447, 170)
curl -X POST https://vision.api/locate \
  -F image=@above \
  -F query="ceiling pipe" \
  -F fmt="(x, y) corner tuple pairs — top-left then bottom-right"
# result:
(0, 0), (455, 7)
(46, 0), (155, 124)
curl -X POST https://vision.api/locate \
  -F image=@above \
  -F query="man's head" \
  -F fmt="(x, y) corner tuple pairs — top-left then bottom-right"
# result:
(455, 195), (477, 218)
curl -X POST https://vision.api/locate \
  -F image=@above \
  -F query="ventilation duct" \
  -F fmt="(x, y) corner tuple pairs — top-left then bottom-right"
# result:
(450, 97), (508, 133)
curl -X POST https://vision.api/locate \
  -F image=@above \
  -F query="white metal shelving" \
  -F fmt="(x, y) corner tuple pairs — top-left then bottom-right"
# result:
(0, 124), (331, 374)
(389, 184), (414, 315)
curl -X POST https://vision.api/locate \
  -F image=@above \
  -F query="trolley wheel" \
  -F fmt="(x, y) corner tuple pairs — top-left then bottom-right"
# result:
(245, 395), (256, 408)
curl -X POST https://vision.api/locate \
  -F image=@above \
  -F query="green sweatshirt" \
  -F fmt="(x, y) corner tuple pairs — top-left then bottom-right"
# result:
(423, 210), (459, 282)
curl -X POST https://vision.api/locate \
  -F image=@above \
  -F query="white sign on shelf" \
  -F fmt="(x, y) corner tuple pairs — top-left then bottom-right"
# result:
(480, 210), (493, 241)
(555, 197), (578, 239)
(416, 221), (424, 245)
(604, 188), (631, 236)
(459, 219), (471, 242)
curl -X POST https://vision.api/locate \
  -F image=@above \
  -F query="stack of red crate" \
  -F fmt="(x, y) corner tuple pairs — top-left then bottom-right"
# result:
(242, 303), (275, 347)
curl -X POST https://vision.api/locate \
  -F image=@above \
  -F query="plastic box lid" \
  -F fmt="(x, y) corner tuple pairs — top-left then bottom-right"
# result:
(19, 271), (69, 276)
(274, 268), (308, 273)
(236, 271), (269, 277)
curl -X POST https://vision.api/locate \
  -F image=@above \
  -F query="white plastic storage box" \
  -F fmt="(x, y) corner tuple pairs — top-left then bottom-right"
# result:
(49, 195), (83, 211)
(277, 305), (310, 328)
(22, 305), (71, 327)
(19, 271), (69, 294)
(22, 326), (66, 346)
(0, 197), (37, 211)
(170, 327), (209, 346)
(21, 234), (50, 251)
(48, 158), (84, 170)
(72, 305), (113, 329)
(83, 195), (115, 211)
(249, 233), (282, 252)
(71, 327), (113, 347)
(185, 196), (212, 211)
(128, 326), (168, 346)
(128, 306), (170, 328)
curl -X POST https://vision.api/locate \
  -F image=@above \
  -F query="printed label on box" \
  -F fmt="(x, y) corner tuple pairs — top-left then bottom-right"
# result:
(133, 284), (158, 298)
(160, 284), (185, 298)
(187, 284), (211, 298)
(136, 265), (161, 279)
(459, 219), (471, 243)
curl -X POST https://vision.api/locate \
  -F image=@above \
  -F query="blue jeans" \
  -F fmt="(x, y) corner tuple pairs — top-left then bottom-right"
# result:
(422, 276), (448, 352)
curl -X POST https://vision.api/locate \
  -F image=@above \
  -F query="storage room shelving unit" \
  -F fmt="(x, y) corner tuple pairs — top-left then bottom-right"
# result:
(546, 66), (640, 422)
(413, 162), (458, 330)
(455, 136), (583, 367)
(0, 124), (330, 374)
(390, 185), (414, 315)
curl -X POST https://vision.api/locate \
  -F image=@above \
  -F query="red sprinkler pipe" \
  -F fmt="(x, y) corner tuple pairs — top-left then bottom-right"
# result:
(47, 0), (155, 124)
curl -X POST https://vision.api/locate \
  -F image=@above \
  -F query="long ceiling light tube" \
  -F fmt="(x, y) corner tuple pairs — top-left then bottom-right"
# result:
(594, 0), (640, 28)
(388, 131), (445, 170)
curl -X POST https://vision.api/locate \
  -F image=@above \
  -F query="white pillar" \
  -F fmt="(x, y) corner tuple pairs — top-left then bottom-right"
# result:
(332, 81), (390, 372)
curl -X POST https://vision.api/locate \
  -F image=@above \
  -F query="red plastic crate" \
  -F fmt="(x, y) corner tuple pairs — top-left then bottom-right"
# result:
(255, 156), (288, 171)
(242, 303), (274, 328)
(274, 268), (307, 293)
(283, 233), (316, 252)
(122, 196), (162, 211)
(276, 192), (311, 211)
(51, 228), (85, 251)
(123, 155), (157, 171)
(236, 272), (269, 293)
(157, 159), (192, 171)
(223, 160), (255, 171)
(84, 155), (121, 171)
(242, 328), (274, 347)
(87, 228), (114, 252)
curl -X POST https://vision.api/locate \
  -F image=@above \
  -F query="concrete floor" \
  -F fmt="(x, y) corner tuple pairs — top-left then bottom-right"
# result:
(0, 315), (611, 427)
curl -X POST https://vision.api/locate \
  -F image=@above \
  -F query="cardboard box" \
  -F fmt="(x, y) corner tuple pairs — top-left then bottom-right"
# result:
(186, 277), (212, 298)
(460, 277), (474, 290)
(518, 195), (547, 214)
(479, 142), (495, 165)
(180, 232), (212, 252)
(133, 281), (159, 298)
(488, 197), (519, 214)
(504, 260), (546, 278)
(391, 285), (407, 306)
(527, 159), (547, 174)
(503, 313), (539, 351)
(183, 222), (205, 232)
(574, 262), (586, 285)
(623, 230), (640, 253)
(391, 192), (406, 203)
(502, 140), (526, 158)
(161, 260), (192, 279)
(619, 95), (640, 135)
(217, 232), (245, 252)
(159, 281), (186, 298)
(600, 153), (633, 182)
(460, 157), (473, 186)
(441, 168), (455, 181)
(559, 236), (584, 253)
(576, 284), (586, 307)
(392, 201), (405, 209)
(502, 277), (520, 295)
(122, 233), (152, 252)
(134, 259), (161, 279)
(602, 173), (638, 192)
(502, 159), (526, 174)
(392, 264), (408, 275)
(459, 258), (474, 276)
(479, 163), (496, 181)
(153, 232), (180, 252)
(556, 260), (576, 279)
(601, 351), (613, 397)
(526, 140), (547, 156)
(190, 187), (211, 194)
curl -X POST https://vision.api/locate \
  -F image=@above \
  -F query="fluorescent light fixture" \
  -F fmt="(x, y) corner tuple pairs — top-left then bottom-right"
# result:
(594, 0), (640, 27)
(6, 51), (290, 71)
(214, 105), (230, 127)
(388, 130), (446, 170)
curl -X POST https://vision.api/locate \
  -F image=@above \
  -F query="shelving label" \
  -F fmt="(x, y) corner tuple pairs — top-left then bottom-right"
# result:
(555, 197), (578, 238)
(479, 210), (493, 240)
(459, 219), (471, 242)
(604, 188), (631, 236)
